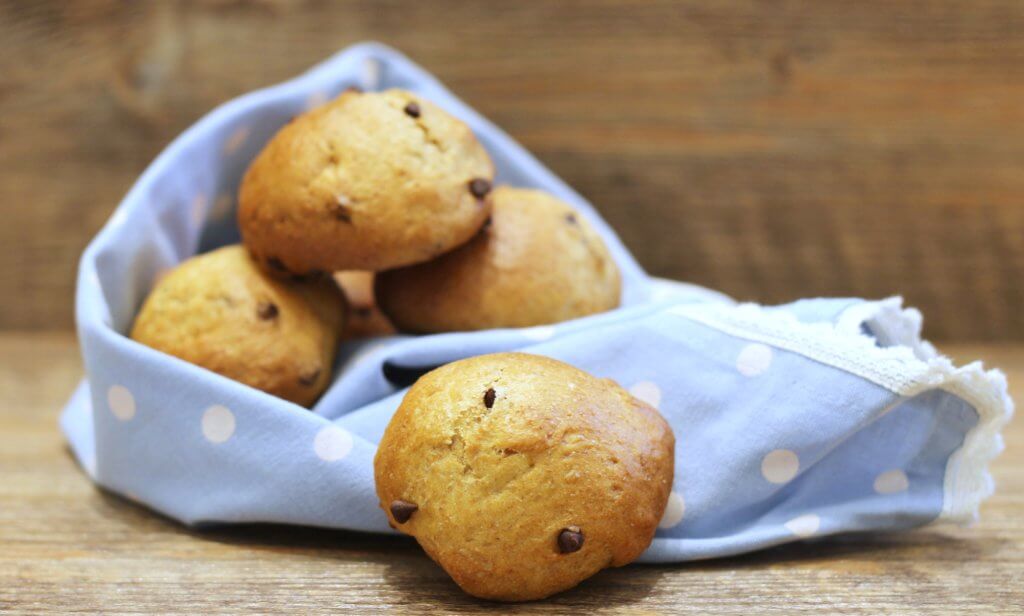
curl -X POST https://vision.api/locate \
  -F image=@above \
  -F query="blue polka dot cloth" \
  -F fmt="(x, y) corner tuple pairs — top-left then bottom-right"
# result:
(61, 43), (1013, 562)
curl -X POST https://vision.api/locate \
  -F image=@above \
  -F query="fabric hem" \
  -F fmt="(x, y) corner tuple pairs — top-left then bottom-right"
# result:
(667, 297), (1013, 525)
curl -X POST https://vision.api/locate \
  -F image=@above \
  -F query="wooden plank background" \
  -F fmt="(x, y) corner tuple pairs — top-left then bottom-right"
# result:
(2, 0), (1023, 339)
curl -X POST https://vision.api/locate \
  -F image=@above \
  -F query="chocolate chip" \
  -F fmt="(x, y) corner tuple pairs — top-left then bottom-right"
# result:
(345, 85), (363, 93)
(390, 499), (418, 523)
(404, 102), (421, 118)
(482, 216), (493, 230)
(298, 368), (321, 386)
(267, 257), (288, 273)
(468, 178), (492, 199)
(565, 213), (577, 225)
(483, 387), (496, 408)
(353, 307), (372, 318)
(558, 527), (584, 553)
(257, 301), (278, 320)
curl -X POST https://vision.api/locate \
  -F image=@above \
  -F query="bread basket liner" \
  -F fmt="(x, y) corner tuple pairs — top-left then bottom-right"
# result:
(62, 43), (1013, 563)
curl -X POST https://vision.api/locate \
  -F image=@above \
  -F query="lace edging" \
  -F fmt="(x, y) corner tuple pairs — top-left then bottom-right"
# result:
(666, 297), (1013, 525)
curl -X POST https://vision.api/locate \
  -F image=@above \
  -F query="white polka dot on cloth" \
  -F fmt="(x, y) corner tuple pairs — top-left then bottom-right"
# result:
(107, 385), (136, 421)
(223, 126), (250, 154)
(314, 425), (354, 462)
(658, 491), (686, 529)
(202, 405), (236, 444)
(761, 449), (799, 484)
(521, 325), (556, 341)
(784, 513), (821, 538)
(874, 469), (909, 494)
(629, 381), (662, 409)
(736, 343), (773, 376)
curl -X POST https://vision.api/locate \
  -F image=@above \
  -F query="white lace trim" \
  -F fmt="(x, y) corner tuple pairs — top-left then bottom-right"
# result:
(666, 298), (1013, 525)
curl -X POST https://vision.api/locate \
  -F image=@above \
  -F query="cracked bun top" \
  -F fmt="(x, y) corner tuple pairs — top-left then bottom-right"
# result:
(237, 88), (494, 275)
(373, 352), (675, 601)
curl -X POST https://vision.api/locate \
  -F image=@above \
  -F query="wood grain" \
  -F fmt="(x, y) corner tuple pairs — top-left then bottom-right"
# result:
(1, 1), (1023, 339)
(0, 333), (1021, 614)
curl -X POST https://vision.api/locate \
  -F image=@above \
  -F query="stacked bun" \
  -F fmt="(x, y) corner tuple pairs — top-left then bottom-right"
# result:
(132, 89), (621, 403)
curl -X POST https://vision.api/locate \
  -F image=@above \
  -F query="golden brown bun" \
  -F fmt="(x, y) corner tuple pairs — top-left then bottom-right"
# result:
(375, 186), (621, 333)
(238, 89), (494, 275)
(130, 245), (346, 407)
(374, 353), (675, 601)
(334, 271), (396, 339)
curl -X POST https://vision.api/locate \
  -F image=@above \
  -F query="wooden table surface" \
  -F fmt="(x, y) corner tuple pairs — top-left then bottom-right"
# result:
(0, 333), (1020, 614)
